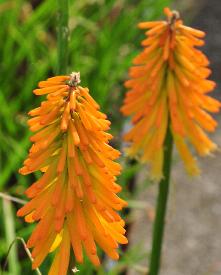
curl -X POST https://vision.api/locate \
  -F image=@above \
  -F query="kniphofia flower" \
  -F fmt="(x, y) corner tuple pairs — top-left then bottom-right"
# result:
(121, 8), (220, 179)
(17, 72), (128, 274)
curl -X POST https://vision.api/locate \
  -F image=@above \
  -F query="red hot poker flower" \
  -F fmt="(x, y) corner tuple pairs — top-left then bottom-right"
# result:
(17, 72), (128, 275)
(121, 8), (220, 179)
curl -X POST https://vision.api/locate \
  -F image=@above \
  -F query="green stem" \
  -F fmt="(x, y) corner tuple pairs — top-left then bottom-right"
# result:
(2, 199), (20, 275)
(1, 237), (41, 275)
(149, 127), (173, 275)
(57, 0), (69, 74)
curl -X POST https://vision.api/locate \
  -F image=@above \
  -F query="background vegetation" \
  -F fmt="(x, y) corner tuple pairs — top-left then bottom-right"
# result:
(0, 0), (171, 274)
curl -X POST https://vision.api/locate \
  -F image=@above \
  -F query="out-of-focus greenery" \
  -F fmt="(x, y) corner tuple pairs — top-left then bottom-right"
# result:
(0, 0), (171, 274)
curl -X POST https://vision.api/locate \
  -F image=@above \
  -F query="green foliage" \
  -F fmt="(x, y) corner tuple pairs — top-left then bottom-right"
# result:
(0, 0), (171, 273)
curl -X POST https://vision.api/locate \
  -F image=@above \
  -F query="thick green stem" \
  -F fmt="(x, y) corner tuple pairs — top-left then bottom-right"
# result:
(149, 127), (173, 275)
(57, 0), (69, 74)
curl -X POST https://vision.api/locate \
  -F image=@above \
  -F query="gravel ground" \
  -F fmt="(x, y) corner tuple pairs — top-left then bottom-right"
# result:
(128, 1), (221, 274)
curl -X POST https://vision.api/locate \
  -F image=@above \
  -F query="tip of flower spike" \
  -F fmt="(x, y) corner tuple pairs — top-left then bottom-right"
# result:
(164, 7), (180, 24)
(68, 72), (81, 87)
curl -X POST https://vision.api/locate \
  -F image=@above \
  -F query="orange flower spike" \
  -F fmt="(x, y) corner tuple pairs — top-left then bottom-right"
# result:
(121, 8), (220, 178)
(17, 72), (127, 275)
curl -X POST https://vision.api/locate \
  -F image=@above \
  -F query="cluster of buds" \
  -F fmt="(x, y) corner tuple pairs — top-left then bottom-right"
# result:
(17, 72), (127, 274)
(121, 7), (220, 178)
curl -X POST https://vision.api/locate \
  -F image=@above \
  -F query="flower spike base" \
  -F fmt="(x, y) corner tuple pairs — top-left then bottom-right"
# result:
(17, 72), (127, 275)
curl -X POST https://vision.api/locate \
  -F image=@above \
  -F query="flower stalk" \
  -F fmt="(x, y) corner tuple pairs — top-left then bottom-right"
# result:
(149, 126), (173, 275)
(57, 0), (69, 75)
(121, 7), (220, 274)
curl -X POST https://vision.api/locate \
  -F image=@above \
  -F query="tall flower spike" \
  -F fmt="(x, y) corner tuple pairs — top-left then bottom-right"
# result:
(17, 72), (128, 275)
(121, 7), (220, 179)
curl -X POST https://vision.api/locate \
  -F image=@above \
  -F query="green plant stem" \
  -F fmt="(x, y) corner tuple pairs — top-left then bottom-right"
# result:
(1, 237), (41, 275)
(0, 192), (26, 205)
(57, 0), (69, 74)
(149, 127), (173, 275)
(2, 199), (20, 275)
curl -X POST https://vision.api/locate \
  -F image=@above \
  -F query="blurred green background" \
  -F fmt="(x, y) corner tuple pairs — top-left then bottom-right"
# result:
(0, 0), (172, 274)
